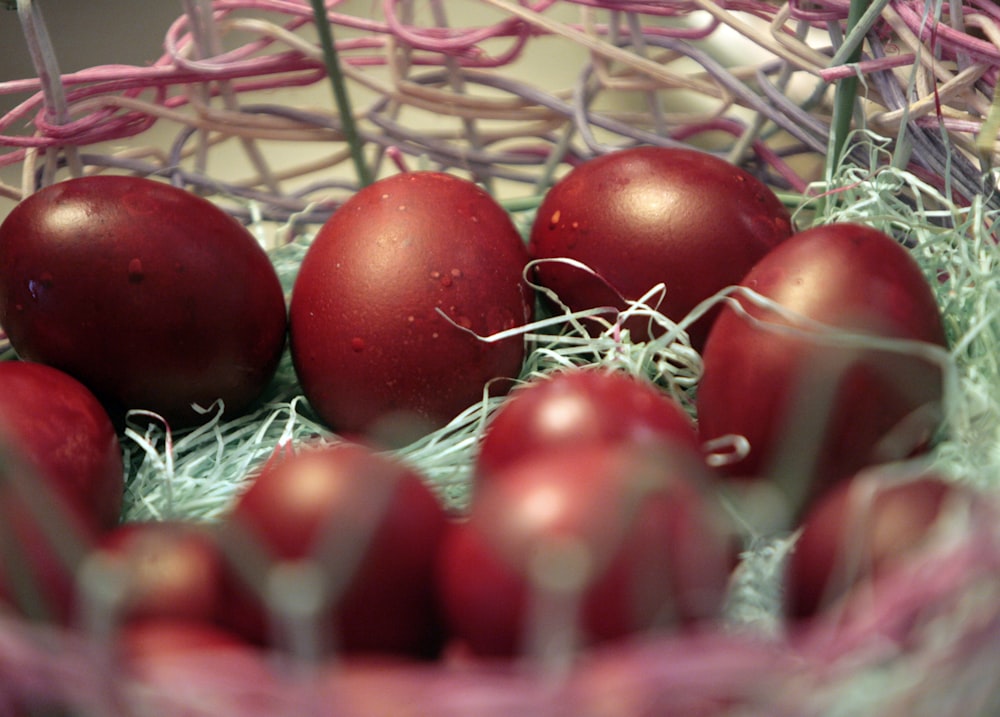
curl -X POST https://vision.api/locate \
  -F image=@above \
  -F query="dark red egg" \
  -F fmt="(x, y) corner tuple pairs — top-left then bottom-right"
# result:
(785, 471), (969, 620)
(289, 172), (533, 442)
(696, 223), (947, 510)
(434, 519), (533, 658)
(0, 360), (124, 623)
(0, 176), (288, 427)
(92, 521), (225, 625)
(436, 442), (732, 658)
(223, 441), (448, 658)
(118, 619), (275, 698)
(476, 366), (698, 480)
(0, 360), (123, 529)
(528, 146), (793, 349)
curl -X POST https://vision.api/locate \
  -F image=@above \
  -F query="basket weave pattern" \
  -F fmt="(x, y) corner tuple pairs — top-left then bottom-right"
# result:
(4, 1), (1000, 219)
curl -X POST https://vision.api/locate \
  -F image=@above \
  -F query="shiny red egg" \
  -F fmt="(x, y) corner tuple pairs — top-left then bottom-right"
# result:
(0, 360), (124, 622)
(223, 441), (448, 658)
(290, 172), (533, 441)
(697, 222), (948, 510)
(93, 521), (225, 625)
(0, 176), (288, 427)
(437, 442), (732, 657)
(529, 146), (793, 348)
(476, 366), (698, 480)
(785, 471), (969, 620)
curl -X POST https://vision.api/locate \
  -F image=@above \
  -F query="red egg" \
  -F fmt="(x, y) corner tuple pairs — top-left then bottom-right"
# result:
(476, 366), (698, 480)
(118, 619), (274, 698)
(289, 172), (533, 442)
(223, 441), (448, 658)
(785, 471), (969, 620)
(0, 361), (123, 529)
(696, 223), (947, 509)
(529, 146), (793, 348)
(92, 521), (225, 625)
(436, 442), (732, 658)
(0, 360), (124, 622)
(0, 176), (288, 427)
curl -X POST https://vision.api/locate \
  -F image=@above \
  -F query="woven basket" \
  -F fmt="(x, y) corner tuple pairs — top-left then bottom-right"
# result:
(5, 0), (997, 221)
(2, 1), (1000, 715)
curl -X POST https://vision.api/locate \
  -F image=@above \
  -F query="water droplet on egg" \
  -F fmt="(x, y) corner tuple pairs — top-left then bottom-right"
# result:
(350, 337), (366, 352)
(128, 258), (144, 283)
(456, 315), (473, 329)
(450, 268), (462, 279)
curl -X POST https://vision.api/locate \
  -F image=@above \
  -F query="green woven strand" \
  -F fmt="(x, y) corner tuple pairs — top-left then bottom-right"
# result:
(308, 0), (372, 188)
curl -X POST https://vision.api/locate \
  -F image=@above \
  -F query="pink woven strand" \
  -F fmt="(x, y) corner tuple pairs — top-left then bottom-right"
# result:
(380, 0), (544, 55)
(0, 0), (567, 156)
(895, 1), (1000, 65)
(788, 0), (849, 23)
(1, 0), (996, 206)
(820, 52), (917, 81)
(15, 0), (84, 179)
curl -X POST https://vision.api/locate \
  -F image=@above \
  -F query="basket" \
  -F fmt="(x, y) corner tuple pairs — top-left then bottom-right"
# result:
(2, 1), (1000, 715)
